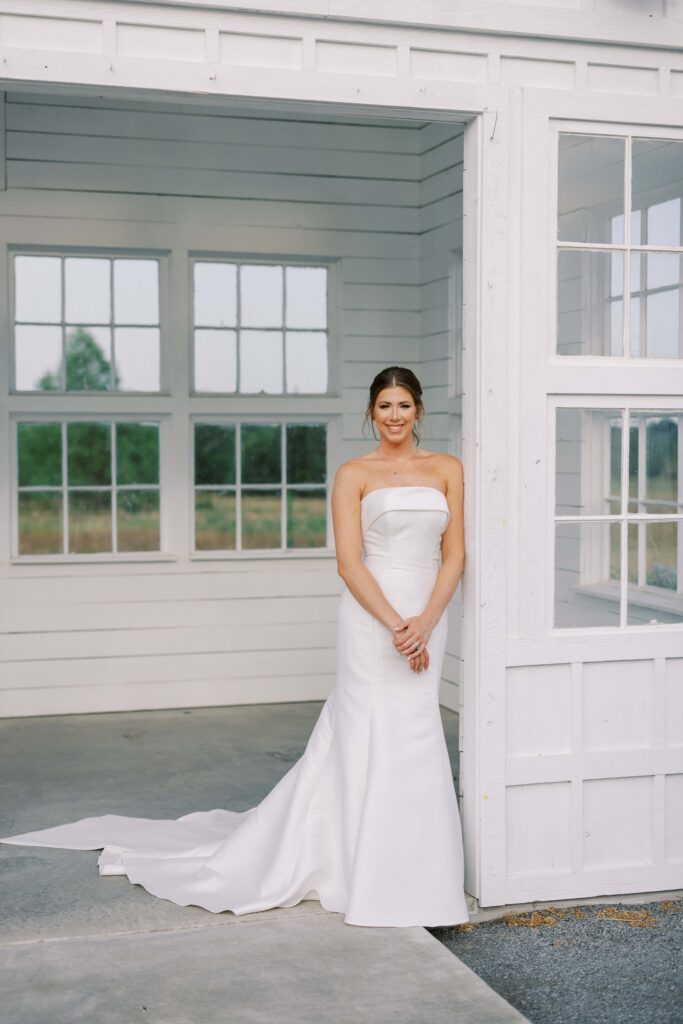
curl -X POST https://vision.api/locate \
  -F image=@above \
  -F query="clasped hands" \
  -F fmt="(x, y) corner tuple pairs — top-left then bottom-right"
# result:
(392, 614), (433, 674)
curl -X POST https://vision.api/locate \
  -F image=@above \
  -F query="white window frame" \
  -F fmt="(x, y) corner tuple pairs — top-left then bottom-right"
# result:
(550, 396), (683, 631)
(10, 412), (172, 564)
(189, 254), (334, 398)
(9, 245), (169, 396)
(547, 118), (683, 633)
(190, 414), (334, 561)
(553, 127), (683, 366)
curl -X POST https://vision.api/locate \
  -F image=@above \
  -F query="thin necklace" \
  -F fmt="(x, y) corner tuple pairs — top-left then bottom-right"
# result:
(385, 445), (418, 477)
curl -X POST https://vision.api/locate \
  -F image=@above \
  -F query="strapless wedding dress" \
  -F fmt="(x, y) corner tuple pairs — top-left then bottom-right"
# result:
(1, 486), (469, 928)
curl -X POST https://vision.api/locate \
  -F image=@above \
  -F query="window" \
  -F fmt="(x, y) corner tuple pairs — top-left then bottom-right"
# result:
(193, 421), (327, 552)
(12, 254), (161, 392)
(554, 407), (683, 628)
(9, 246), (336, 563)
(557, 135), (683, 358)
(192, 260), (328, 394)
(15, 420), (161, 557)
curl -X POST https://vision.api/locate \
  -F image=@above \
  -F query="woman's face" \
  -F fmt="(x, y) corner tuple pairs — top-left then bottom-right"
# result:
(372, 386), (419, 445)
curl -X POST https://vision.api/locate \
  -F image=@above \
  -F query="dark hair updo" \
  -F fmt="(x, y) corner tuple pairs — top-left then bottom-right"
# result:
(363, 366), (425, 444)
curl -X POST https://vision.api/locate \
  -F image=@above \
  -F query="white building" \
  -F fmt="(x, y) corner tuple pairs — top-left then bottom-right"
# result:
(0, 0), (682, 912)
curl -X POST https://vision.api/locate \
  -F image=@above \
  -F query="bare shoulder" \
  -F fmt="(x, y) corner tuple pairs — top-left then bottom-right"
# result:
(435, 453), (464, 490)
(332, 457), (367, 494)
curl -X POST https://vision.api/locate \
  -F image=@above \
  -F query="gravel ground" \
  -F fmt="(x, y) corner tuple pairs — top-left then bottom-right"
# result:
(430, 899), (683, 1024)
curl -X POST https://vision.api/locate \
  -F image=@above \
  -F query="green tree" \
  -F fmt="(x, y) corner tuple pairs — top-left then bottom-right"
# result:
(39, 328), (118, 392)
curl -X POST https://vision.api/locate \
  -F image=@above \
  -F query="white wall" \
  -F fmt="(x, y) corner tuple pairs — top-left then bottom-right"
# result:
(0, 91), (464, 718)
(418, 122), (465, 711)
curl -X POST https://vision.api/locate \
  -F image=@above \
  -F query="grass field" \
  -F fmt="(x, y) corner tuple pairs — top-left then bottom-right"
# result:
(18, 490), (328, 554)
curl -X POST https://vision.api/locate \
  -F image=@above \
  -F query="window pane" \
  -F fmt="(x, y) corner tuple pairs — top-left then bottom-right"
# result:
(285, 332), (327, 393)
(15, 325), (62, 390)
(285, 267), (327, 328)
(555, 409), (622, 515)
(194, 490), (236, 550)
(286, 424), (326, 484)
(240, 330), (283, 393)
(628, 412), (679, 506)
(242, 490), (281, 549)
(65, 327), (112, 391)
(626, 430), (639, 511)
(629, 254), (682, 358)
(18, 423), (62, 487)
(195, 424), (236, 486)
(114, 327), (160, 391)
(117, 490), (160, 552)
(194, 329), (237, 393)
(68, 491), (112, 553)
(557, 250), (623, 356)
(15, 255), (61, 323)
(287, 489), (326, 548)
(117, 423), (159, 486)
(64, 258), (110, 324)
(646, 521), (678, 589)
(632, 139), (683, 247)
(194, 262), (237, 327)
(18, 492), (62, 555)
(644, 252), (680, 291)
(240, 265), (282, 328)
(609, 518), (620, 582)
(67, 422), (111, 486)
(558, 134), (625, 244)
(555, 521), (620, 627)
(114, 260), (159, 325)
(627, 523), (682, 625)
(241, 425), (280, 484)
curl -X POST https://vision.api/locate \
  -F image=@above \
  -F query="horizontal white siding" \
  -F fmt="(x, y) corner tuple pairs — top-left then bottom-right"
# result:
(0, 92), (462, 717)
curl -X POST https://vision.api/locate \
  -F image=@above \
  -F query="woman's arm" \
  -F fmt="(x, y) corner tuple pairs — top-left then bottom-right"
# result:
(392, 456), (465, 656)
(331, 461), (403, 632)
(331, 461), (430, 672)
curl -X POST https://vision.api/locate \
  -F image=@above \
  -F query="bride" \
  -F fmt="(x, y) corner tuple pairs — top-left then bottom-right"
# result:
(1, 365), (470, 929)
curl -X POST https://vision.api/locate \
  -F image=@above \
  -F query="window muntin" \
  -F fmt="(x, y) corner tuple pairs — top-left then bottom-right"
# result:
(192, 261), (328, 394)
(193, 422), (327, 552)
(16, 420), (161, 556)
(554, 407), (683, 628)
(13, 255), (161, 392)
(557, 134), (683, 358)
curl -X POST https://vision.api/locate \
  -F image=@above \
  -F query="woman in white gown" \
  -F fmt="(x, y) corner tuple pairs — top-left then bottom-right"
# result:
(1, 366), (469, 929)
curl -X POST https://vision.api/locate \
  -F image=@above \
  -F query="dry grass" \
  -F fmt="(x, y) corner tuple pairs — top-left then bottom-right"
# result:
(449, 899), (682, 933)
(595, 907), (657, 928)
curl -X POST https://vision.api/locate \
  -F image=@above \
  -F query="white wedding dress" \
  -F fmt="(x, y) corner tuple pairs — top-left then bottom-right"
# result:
(1, 485), (469, 928)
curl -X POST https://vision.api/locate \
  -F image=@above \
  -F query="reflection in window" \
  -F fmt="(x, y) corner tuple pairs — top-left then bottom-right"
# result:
(632, 140), (683, 247)
(16, 420), (161, 556)
(193, 422), (327, 551)
(193, 262), (328, 394)
(554, 408), (683, 627)
(558, 134), (625, 244)
(557, 133), (683, 359)
(554, 522), (621, 628)
(13, 255), (161, 391)
(629, 253), (682, 358)
(557, 250), (623, 356)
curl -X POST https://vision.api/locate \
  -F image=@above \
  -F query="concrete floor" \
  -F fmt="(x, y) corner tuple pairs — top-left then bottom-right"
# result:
(0, 701), (529, 1024)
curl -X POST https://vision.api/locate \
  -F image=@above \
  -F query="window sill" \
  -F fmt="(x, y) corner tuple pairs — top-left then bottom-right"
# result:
(190, 548), (336, 561)
(11, 553), (178, 565)
(577, 580), (683, 616)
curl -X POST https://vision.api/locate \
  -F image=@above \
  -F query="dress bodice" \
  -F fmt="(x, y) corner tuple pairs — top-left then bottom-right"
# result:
(360, 486), (450, 571)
